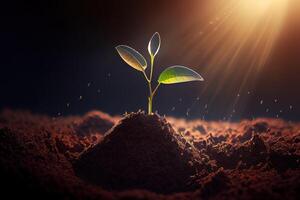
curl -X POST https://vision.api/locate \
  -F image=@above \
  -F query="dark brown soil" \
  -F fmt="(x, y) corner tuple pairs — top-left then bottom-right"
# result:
(74, 111), (211, 194)
(0, 109), (300, 199)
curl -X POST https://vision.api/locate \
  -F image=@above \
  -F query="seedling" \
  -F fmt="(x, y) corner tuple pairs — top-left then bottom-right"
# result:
(116, 32), (204, 114)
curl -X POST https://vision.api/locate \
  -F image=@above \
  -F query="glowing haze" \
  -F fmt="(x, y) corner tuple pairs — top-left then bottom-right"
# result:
(1, 0), (299, 120)
(164, 0), (291, 117)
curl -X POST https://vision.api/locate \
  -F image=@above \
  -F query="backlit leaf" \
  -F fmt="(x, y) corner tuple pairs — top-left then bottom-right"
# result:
(158, 65), (204, 84)
(116, 45), (147, 71)
(148, 32), (161, 57)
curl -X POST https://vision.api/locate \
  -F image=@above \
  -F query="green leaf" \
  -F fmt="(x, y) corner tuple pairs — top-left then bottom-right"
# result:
(148, 32), (161, 57)
(158, 65), (204, 84)
(116, 45), (147, 71)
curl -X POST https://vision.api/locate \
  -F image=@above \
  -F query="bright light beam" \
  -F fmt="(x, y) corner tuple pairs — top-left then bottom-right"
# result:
(176, 0), (290, 118)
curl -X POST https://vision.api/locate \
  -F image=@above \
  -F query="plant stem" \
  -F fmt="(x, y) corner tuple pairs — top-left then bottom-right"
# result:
(142, 70), (150, 82)
(148, 96), (152, 114)
(149, 56), (154, 81)
(148, 83), (160, 114)
(152, 83), (161, 96)
(143, 56), (160, 115)
(147, 56), (155, 114)
(147, 79), (153, 114)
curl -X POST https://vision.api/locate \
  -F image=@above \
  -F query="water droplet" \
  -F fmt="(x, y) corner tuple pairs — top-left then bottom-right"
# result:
(260, 100), (263, 105)
(79, 96), (83, 100)
(66, 103), (70, 107)
(186, 108), (190, 116)
(87, 82), (91, 87)
(274, 99), (278, 103)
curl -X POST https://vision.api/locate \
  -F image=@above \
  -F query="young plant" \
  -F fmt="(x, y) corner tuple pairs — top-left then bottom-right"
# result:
(116, 32), (204, 115)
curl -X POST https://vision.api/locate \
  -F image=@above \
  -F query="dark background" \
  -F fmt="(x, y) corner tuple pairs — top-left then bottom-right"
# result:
(0, 0), (299, 121)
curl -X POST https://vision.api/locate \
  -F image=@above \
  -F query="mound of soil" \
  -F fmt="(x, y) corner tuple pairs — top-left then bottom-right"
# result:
(74, 111), (209, 194)
(0, 109), (299, 199)
(73, 111), (116, 136)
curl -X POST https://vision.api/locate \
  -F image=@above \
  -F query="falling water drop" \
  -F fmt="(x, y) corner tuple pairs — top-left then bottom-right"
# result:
(204, 104), (208, 109)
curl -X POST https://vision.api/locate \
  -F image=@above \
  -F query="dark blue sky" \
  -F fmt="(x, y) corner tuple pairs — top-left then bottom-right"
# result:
(0, 0), (299, 121)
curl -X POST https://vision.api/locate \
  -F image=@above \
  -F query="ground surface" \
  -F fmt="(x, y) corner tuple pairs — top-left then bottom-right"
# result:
(0, 109), (299, 199)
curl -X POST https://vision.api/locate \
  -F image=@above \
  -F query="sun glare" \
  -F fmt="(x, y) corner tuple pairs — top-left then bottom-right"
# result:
(172, 0), (290, 117)
(238, 0), (289, 18)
